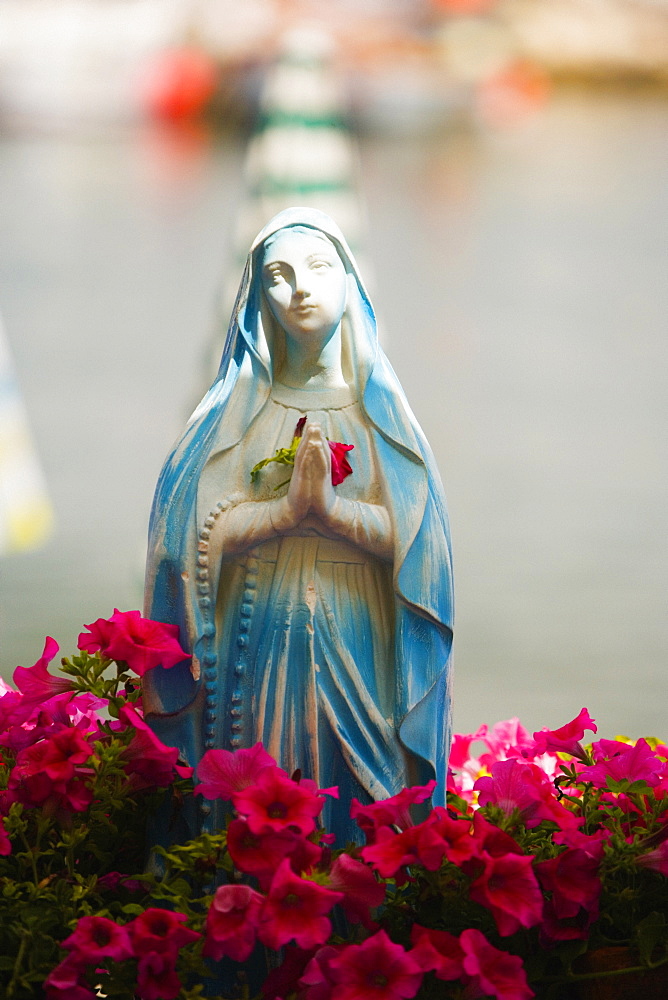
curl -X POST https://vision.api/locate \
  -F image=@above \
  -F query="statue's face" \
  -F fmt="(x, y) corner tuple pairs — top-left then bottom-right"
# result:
(261, 230), (347, 346)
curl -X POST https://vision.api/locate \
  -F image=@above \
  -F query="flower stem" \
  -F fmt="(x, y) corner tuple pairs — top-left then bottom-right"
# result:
(7, 933), (28, 997)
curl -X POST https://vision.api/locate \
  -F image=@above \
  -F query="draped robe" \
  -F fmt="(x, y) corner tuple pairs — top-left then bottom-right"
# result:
(144, 209), (454, 845)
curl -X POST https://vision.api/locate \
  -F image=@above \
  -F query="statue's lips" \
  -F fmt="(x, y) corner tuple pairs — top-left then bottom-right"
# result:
(293, 303), (317, 314)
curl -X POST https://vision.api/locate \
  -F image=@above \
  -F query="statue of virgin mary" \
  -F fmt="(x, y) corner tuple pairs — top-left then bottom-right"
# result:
(143, 208), (453, 845)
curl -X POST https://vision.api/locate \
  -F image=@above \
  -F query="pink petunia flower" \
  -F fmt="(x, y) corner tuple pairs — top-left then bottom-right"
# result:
(635, 840), (668, 876)
(475, 758), (581, 831)
(350, 781), (437, 841)
(226, 818), (303, 888)
(468, 851), (544, 937)
(78, 610), (189, 676)
(258, 858), (343, 950)
(117, 703), (192, 788)
(361, 820), (447, 879)
(459, 928), (534, 1000)
(579, 738), (662, 788)
(299, 944), (344, 1000)
(233, 766), (325, 837)
(428, 807), (477, 865)
(328, 929), (424, 1000)
(409, 925), (464, 981)
(62, 915), (133, 964)
(531, 708), (597, 763)
(136, 951), (183, 1000)
(328, 441), (354, 486)
(263, 944), (317, 999)
(13, 637), (75, 710)
(535, 844), (603, 921)
(539, 898), (598, 944)
(129, 908), (200, 959)
(0, 817), (11, 856)
(0, 688), (30, 738)
(328, 854), (386, 928)
(203, 884), (264, 962)
(10, 728), (95, 816)
(478, 718), (535, 766)
(44, 955), (96, 1000)
(195, 742), (276, 800)
(449, 725), (490, 770)
(15, 727), (92, 783)
(470, 811), (525, 859)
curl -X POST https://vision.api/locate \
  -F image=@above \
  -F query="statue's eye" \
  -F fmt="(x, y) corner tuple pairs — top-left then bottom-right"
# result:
(265, 268), (285, 285)
(310, 260), (330, 270)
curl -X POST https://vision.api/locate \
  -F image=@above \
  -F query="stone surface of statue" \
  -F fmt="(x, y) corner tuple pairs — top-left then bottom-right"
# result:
(144, 208), (454, 844)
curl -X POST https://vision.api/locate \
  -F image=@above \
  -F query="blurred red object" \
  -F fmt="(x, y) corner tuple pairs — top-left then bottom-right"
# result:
(476, 60), (551, 125)
(431, 0), (497, 14)
(141, 48), (219, 121)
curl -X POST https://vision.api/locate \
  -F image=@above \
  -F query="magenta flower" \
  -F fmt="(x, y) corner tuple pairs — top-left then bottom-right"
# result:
(361, 820), (447, 879)
(469, 851), (544, 936)
(10, 728), (95, 816)
(129, 908), (200, 959)
(328, 854), (386, 928)
(460, 928), (534, 1000)
(299, 944), (344, 1000)
(351, 780), (437, 840)
(328, 440), (354, 486)
(328, 929), (424, 1000)
(77, 615), (115, 654)
(136, 951), (182, 1000)
(0, 817), (11, 856)
(531, 708), (597, 762)
(15, 727), (92, 783)
(409, 925), (464, 981)
(636, 840), (668, 876)
(470, 810), (525, 859)
(535, 844), (603, 920)
(579, 738), (662, 788)
(479, 718), (535, 766)
(539, 899), (598, 944)
(0, 687), (30, 737)
(194, 742), (276, 800)
(226, 817), (305, 888)
(117, 703), (192, 788)
(203, 884), (264, 962)
(475, 758), (580, 831)
(62, 915), (133, 964)
(429, 807), (477, 865)
(44, 956), (95, 1000)
(263, 944), (318, 1000)
(78, 610), (189, 675)
(233, 766), (325, 836)
(13, 637), (75, 710)
(448, 725), (489, 770)
(258, 858), (343, 950)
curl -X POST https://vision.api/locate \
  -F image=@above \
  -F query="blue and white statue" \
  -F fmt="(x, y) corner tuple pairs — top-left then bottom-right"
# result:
(144, 208), (453, 844)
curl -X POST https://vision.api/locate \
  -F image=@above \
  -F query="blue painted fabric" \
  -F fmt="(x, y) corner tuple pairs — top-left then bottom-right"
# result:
(143, 208), (454, 844)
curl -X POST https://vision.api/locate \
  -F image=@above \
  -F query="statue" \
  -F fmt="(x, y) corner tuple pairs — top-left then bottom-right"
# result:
(143, 208), (453, 845)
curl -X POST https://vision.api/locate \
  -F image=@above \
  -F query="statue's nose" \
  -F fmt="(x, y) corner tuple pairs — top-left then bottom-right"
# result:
(293, 267), (312, 298)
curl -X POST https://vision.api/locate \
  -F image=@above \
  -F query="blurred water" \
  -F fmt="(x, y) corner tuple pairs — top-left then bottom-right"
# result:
(0, 89), (666, 741)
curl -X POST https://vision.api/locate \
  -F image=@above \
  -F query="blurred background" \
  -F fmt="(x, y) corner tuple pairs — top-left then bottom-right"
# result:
(0, 0), (666, 741)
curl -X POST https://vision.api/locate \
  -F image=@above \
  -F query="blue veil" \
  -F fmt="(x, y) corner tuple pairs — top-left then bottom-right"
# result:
(144, 207), (454, 806)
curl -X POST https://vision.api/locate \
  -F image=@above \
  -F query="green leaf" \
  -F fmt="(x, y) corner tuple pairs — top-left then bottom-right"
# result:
(605, 776), (652, 795)
(635, 911), (668, 965)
